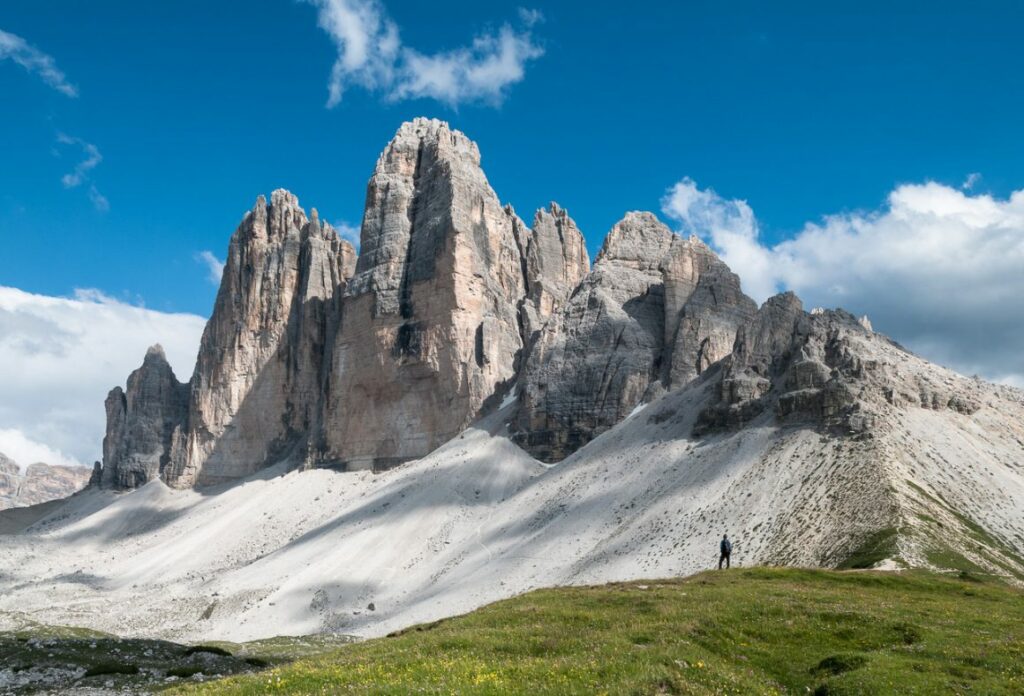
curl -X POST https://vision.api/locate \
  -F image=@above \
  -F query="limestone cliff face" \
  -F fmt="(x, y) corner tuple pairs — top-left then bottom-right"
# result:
(99, 191), (355, 489)
(98, 118), (761, 486)
(513, 214), (758, 462)
(513, 213), (674, 461)
(101, 345), (189, 488)
(515, 203), (590, 342)
(170, 190), (356, 487)
(660, 235), (757, 388)
(695, 294), (984, 436)
(322, 118), (529, 469)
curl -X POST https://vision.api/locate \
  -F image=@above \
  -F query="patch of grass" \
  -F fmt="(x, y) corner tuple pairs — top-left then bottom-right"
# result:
(812, 653), (868, 676)
(169, 568), (1024, 695)
(924, 545), (987, 575)
(837, 527), (898, 569)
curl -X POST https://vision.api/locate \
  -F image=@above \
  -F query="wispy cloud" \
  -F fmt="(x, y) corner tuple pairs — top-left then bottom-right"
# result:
(195, 251), (225, 285)
(304, 0), (543, 107)
(0, 28), (77, 97)
(55, 133), (108, 211)
(962, 172), (981, 191)
(662, 177), (1024, 387)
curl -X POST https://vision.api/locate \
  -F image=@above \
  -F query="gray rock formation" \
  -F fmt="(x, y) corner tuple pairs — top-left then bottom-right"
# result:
(172, 190), (357, 486)
(321, 119), (530, 470)
(101, 344), (190, 489)
(660, 235), (757, 388)
(0, 453), (92, 510)
(515, 203), (590, 342)
(695, 294), (983, 436)
(95, 118), (767, 484)
(513, 213), (758, 461)
(100, 192), (356, 489)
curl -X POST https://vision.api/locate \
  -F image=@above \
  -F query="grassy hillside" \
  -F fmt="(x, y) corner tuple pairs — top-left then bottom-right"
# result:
(171, 568), (1024, 695)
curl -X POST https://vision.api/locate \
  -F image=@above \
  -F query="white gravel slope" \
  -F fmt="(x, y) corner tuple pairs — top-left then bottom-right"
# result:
(1, 375), (1022, 643)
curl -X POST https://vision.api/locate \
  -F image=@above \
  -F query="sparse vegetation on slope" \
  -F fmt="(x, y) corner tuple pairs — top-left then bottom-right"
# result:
(0, 617), (353, 694)
(171, 568), (1024, 695)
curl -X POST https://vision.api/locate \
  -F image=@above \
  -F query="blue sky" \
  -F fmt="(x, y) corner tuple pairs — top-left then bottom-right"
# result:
(2, 1), (1024, 466)
(3, 0), (1022, 314)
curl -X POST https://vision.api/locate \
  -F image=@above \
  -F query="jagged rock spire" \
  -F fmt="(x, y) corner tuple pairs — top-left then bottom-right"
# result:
(322, 118), (530, 469)
(101, 344), (189, 489)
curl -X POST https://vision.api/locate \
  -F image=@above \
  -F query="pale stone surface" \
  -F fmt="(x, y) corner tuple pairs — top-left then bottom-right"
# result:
(100, 192), (355, 489)
(660, 235), (757, 388)
(513, 213), (758, 461)
(174, 191), (356, 487)
(101, 344), (189, 489)
(322, 118), (528, 470)
(513, 213), (675, 461)
(695, 293), (984, 435)
(516, 203), (590, 342)
(0, 454), (91, 510)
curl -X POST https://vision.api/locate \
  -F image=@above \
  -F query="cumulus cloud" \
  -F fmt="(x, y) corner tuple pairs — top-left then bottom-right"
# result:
(195, 250), (225, 285)
(305, 0), (543, 107)
(55, 133), (108, 211)
(0, 28), (77, 97)
(0, 287), (206, 467)
(0, 429), (81, 471)
(662, 178), (1024, 386)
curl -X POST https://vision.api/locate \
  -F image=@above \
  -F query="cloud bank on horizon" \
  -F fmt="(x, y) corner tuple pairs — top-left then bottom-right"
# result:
(662, 178), (1024, 388)
(0, 288), (206, 469)
(305, 0), (544, 107)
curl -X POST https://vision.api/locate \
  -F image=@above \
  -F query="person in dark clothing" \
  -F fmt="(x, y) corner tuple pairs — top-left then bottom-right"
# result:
(719, 534), (732, 569)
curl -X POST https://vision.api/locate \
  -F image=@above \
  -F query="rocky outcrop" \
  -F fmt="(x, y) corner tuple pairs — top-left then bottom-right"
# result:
(515, 203), (590, 342)
(660, 235), (757, 388)
(101, 345), (190, 489)
(99, 192), (356, 489)
(695, 295), (984, 436)
(514, 213), (673, 462)
(322, 118), (530, 470)
(513, 213), (758, 462)
(0, 454), (92, 510)
(172, 191), (357, 486)
(96, 118), (765, 484)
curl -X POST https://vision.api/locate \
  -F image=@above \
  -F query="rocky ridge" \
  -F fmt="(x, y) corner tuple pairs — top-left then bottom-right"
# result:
(94, 117), (1015, 493)
(0, 453), (91, 510)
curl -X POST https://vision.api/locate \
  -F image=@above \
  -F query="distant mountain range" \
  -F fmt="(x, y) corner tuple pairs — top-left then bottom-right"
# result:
(0, 452), (90, 510)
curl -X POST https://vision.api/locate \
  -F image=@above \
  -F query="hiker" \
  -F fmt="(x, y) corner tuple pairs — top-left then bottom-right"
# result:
(718, 534), (732, 569)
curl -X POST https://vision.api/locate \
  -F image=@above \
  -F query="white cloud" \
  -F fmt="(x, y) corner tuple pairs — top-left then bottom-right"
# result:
(0, 429), (81, 471)
(195, 250), (225, 285)
(305, 0), (543, 107)
(0, 287), (206, 467)
(0, 28), (77, 97)
(333, 220), (361, 250)
(55, 133), (108, 211)
(662, 178), (1024, 386)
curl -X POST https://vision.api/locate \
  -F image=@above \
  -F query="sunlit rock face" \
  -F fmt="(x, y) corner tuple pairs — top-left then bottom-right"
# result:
(98, 118), (758, 486)
(513, 214), (757, 462)
(100, 192), (355, 489)
(321, 118), (530, 470)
